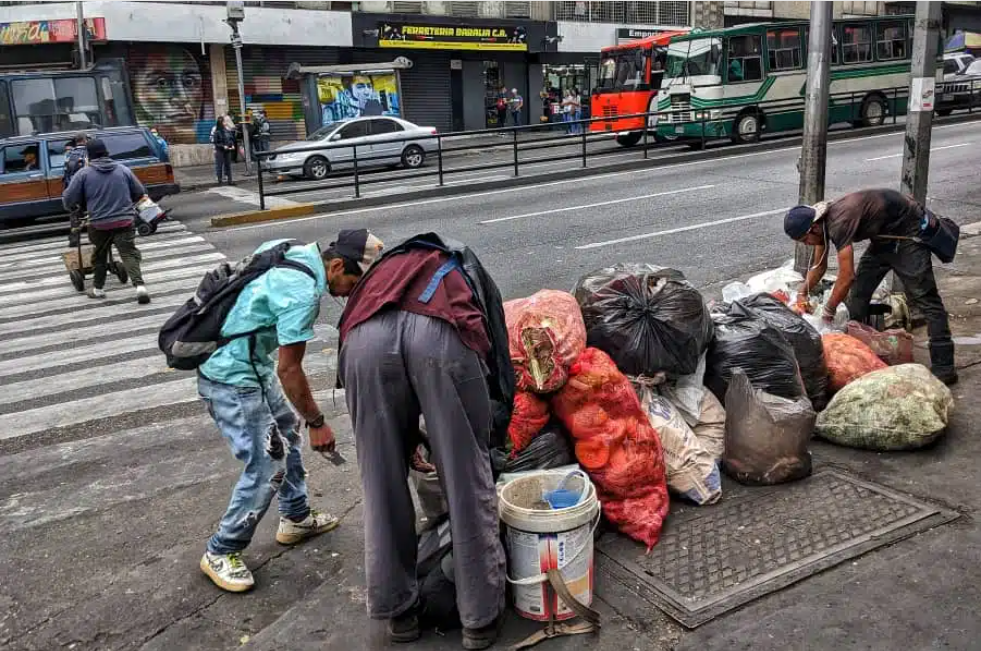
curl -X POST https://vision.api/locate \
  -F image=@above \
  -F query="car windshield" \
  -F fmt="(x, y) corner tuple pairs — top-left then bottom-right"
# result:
(597, 47), (651, 91)
(965, 60), (981, 76)
(307, 121), (347, 141)
(666, 38), (723, 79)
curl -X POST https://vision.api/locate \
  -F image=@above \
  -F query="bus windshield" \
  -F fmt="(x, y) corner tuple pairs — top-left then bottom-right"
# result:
(597, 47), (651, 91)
(666, 38), (723, 79)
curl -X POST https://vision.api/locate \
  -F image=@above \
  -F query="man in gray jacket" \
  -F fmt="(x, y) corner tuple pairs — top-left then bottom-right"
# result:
(62, 138), (151, 304)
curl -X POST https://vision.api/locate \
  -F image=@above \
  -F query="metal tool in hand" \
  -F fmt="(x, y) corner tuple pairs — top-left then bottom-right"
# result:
(318, 449), (347, 466)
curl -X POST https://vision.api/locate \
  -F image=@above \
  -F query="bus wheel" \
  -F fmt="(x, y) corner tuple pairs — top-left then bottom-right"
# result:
(859, 94), (887, 127)
(732, 112), (761, 144)
(615, 132), (643, 147)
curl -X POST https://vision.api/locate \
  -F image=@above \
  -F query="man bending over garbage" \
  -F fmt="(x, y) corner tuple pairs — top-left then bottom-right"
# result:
(331, 230), (512, 650)
(784, 188), (957, 385)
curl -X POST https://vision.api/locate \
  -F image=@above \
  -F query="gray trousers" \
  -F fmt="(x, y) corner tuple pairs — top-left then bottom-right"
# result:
(339, 310), (505, 629)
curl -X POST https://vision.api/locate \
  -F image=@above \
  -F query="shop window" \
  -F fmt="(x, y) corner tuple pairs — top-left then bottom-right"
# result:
(728, 34), (763, 82)
(767, 28), (802, 71)
(876, 21), (907, 61)
(0, 82), (12, 139)
(842, 24), (873, 64)
(11, 77), (100, 134)
(1, 142), (40, 175)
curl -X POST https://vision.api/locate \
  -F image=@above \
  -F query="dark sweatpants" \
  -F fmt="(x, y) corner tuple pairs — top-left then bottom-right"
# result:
(846, 239), (952, 356)
(339, 310), (505, 629)
(87, 223), (144, 288)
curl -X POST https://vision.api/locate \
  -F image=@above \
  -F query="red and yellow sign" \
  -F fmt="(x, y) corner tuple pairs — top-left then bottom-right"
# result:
(379, 22), (528, 51)
(0, 17), (106, 46)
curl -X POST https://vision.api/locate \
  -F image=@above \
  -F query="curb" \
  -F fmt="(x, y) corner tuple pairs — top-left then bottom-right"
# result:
(206, 113), (981, 229)
(210, 203), (317, 227)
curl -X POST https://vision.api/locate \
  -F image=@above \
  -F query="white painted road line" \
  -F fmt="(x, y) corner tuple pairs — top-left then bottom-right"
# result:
(0, 234), (206, 267)
(0, 313), (168, 355)
(0, 222), (186, 254)
(0, 357), (179, 406)
(0, 242), (215, 280)
(0, 293), (187, 336)
(865, 142), (972, 161)
(207, 184), (298, 208)
(575, 208), (788, 250)
(479, 185), (716, 225)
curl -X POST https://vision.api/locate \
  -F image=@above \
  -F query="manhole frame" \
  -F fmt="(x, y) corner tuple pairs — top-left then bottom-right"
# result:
(596, 469), (960, 628)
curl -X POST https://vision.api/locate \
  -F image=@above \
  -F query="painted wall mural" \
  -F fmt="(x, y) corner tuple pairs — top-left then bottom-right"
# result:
(318, 73), (401, 128)
(128, 45), (215, 145)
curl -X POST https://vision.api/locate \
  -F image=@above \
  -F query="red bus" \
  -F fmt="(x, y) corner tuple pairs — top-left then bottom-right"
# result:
(590, 31), (687, 146)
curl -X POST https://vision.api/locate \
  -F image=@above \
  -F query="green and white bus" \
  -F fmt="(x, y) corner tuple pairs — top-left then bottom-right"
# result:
(654, 16), (936, 145)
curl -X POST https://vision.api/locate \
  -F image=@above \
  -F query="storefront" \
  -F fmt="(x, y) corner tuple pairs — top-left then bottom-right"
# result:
(350, 13), (556, 132)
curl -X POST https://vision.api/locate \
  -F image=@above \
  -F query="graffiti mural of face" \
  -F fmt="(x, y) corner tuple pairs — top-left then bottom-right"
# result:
(351, 78), (375, 107)
(133, 48), (204, 143)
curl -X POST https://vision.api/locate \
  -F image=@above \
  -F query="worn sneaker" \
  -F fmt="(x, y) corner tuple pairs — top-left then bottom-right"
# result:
(275, 509), (340, 545)
(87, 287), (106, 299)
(462, 611), (507, 650)
(135, 284), (151, 305)
(388, 604), (421, 643)
(200, 551), (254, 593)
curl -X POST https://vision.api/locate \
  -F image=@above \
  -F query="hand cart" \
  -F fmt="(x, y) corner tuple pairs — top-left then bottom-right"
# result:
(62, 216), (129, 293)
(135, 196), (170, 237)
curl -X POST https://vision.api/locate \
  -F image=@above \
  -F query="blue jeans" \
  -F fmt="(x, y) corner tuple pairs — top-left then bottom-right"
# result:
(198, 373), (310, 555)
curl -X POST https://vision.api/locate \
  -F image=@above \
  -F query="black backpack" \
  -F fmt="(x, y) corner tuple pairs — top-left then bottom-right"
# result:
(159, 241), (316, 371)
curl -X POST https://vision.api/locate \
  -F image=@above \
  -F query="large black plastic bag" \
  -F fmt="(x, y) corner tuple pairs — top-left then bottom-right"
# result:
(574, 264), (714, 376)
(706, 302), (804, 404)
(490, 421), (575, 475)
(735, 293), (829, 411)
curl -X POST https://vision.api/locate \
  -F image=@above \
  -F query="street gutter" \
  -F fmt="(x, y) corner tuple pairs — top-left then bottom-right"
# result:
(209, 113), (981, 228)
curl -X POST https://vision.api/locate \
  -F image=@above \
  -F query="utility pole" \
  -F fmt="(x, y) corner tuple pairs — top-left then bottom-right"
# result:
(226, 1), (252, 174)
(794, 1), (833, 275)
(901, 1), (942, 204)
(76, 1), (87, 69)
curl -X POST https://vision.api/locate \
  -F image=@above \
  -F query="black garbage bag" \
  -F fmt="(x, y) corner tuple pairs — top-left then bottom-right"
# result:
(417, 517), (460, 630)
(491, 420), (575, 475)
(735, 293), (829, 411)
(574, 264), (714, 376)
(706, 302), (805, 404)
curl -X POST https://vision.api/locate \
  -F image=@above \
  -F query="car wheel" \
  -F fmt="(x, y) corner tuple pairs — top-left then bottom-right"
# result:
(304, 155), (330, 180)
(732, 112), (761, 144)
(69, 269), (85, 292)
(137, 222), (153, 237)
(614, 132), (643, 147)
(401, 145), (426, 169)
(859, 94), (887, 127)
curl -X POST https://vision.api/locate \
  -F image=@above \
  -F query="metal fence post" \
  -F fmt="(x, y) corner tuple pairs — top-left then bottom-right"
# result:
(643, 113), (649, 159)
(893, 87), (898, 124)
(437, 135), (444, 186)
(971, 82), (976, 114)
(581, 126), (587, 168)
(353, 144), (361, 198)
(700, 113), (706, 149)
(257, 155), (265, 210)
(512, 129), (519, 177)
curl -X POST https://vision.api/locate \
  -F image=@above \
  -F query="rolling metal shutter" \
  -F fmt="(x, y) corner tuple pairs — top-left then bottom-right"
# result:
(226, 46), (339, 143)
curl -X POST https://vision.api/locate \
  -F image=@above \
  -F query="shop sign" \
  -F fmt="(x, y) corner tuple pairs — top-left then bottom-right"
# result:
(0, 17), (106, 46)
(379, 23), (528, 51)
(616, 28), (665, 43)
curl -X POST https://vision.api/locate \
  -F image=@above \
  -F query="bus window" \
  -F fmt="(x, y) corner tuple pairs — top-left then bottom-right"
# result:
(666, 38), (722, 79)
(842, 24), (873, 64)
(598, 56), (617, 90)
(0, 82), (12, 139)
(876, 21), (907, 61)
(728, 35), (763, 82)
(767, 28), (802, 71)
(803, 27), (840, 65)
(599, 47), (651, 91)
(11, 77), (101, 134)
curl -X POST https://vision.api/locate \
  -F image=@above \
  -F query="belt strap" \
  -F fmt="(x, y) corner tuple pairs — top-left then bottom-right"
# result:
(418, 257), (460, 304)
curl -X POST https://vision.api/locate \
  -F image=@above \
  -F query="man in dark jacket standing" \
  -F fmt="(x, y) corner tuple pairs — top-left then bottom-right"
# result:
(330, 231), (510, 650)
(62, 138), (150, 304)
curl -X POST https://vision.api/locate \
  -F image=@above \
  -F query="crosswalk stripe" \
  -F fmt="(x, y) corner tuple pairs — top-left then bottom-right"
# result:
(0, 252), (225, 301)
(0, 222), (186, 254)
(0, 269), (207, 320)
(0, 359), (181, 407)
(0, 242), (216, 281)
(0, 377), (199, 441)
(0, 234), (207, 267)
(0, 313), (167, 355)
(0, 332), (158, 377)
(0, 294), (186, 336)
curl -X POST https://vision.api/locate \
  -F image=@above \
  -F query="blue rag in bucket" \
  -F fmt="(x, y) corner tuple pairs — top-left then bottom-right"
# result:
(544, 488), (581, 509)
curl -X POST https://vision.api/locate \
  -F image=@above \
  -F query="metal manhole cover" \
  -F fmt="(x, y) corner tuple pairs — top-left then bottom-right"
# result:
(596, 470), (958, 628)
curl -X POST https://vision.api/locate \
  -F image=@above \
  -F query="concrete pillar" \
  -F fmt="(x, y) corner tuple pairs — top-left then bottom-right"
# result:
(210, 43), (229, 119)
(528, 63), (544, 126)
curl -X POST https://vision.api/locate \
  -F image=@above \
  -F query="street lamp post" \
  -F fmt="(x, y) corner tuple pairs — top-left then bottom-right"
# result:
(226, 1), (252, 174)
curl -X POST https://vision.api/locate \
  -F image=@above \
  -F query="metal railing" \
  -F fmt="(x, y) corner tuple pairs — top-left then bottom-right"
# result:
(250, 83), (972, 210)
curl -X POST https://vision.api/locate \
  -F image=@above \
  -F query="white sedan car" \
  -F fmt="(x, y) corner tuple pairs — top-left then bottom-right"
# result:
(262, 116), (438, 181)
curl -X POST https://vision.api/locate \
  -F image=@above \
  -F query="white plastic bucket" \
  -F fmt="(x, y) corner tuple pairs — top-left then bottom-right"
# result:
(498, 470), (600, 622)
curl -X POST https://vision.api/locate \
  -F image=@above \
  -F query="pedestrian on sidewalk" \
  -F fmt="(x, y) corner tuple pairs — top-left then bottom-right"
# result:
(509, 88), (523, 127)
(196, 237), (359, 593)
(149, 126), (169, 159)
(496, 86), (509, 129)
(251, 109), (271, 154)
(334, 231), (512, 650)
(211, 115), (235, 185)
(61, 138), (151, 305)
(561, 89), (574, 134)
(785, 188), (958, 384)
(572, 87), (583, 134)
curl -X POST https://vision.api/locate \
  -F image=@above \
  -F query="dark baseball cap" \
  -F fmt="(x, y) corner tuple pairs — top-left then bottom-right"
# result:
(86, 138), (108, 159)
(784, 205), (818, 240)
(328, 229), (384, 274)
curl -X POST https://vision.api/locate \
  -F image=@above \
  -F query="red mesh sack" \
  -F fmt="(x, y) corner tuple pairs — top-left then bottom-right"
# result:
(845, 322), (915, 366)
(551, 347), (670, 550)
(507, 391), (550, 452)
(822, 333), (888, 394)
(504, 290), (587, 394)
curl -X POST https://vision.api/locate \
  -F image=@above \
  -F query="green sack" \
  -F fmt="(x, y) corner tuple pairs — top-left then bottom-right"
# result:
(816, 364), (953, 450)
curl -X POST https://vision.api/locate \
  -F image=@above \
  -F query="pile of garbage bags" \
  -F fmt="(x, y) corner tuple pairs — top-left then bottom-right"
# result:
(822, 333), (888, 394)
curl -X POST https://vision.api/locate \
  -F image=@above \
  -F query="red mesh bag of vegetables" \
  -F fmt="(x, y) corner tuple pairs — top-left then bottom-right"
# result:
(551, 347), (670, 550)
(822, 333), (888, 394)
(507, 391), (550, 452)
(504, 290), (587, 393)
